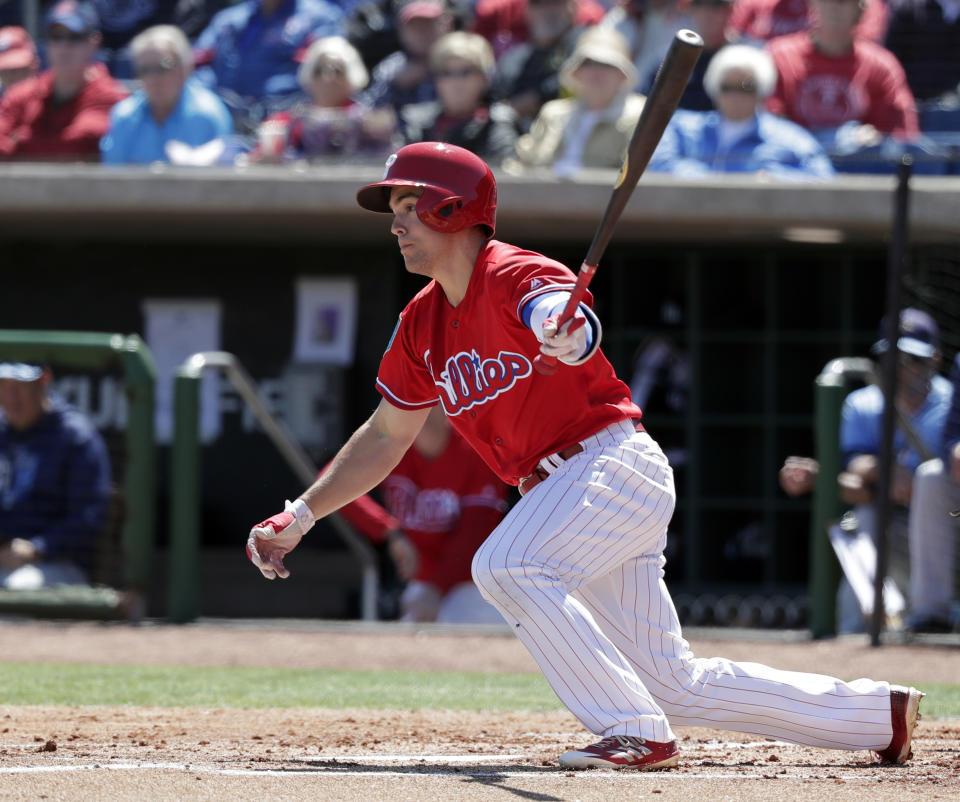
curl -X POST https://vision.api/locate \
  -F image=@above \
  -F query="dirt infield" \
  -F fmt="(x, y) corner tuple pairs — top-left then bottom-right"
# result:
(1, 620), (958, 801)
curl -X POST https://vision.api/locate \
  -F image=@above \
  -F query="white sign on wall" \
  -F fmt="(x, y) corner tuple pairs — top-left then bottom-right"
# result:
(143, 299), (222, 444)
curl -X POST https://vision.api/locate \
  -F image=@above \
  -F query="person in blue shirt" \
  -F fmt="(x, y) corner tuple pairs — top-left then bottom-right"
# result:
(0, 363), (111, 589)
(836, 308), (953, 632)
(649, 43), (835, 181)
(907, 350), (960, 633)
(192, 0), (345, 132)
(101, 24), (233, 164)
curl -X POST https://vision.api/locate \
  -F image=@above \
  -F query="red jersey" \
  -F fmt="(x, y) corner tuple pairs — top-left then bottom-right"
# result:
(338, 429), (509, 591)
(730, 0), (890, 43)
(376, 240), (643, 486)
(0, 64), (128, 160)
(471, 0), (605, 57)
(765, 33), (919, 137)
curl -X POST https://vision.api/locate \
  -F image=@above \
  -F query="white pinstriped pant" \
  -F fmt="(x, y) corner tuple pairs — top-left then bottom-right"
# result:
(472, 420), (894, 750)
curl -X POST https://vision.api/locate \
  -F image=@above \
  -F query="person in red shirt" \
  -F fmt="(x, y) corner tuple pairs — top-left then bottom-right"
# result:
(471, 0), (605, 58)
(336, 404), (510, 623)
(765, 0), (918, 139)
(0, 1), (128, 160)
(730, 0), (889, 43)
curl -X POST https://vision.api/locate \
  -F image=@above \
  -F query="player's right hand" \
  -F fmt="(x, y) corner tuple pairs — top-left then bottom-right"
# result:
(246, 498), (316, 580)
(540, 315), (588, 365)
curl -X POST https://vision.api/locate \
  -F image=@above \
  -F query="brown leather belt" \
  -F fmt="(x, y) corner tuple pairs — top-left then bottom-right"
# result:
(518, 420), (645, 497)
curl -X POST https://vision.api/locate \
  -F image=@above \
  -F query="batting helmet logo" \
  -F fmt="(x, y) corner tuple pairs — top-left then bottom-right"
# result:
(356, 142), (497, 236)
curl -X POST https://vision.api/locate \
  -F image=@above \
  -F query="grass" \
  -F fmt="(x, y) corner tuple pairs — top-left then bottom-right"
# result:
(0, 662), (957, 717)
(0, 663), (564, 710)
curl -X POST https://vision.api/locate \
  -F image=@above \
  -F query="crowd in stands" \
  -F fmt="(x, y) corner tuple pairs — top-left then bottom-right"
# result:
(0, 0), (959, 172)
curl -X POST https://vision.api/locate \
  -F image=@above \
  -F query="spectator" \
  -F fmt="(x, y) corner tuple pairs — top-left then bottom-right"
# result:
(906, 351), (960, 633)
(0, 26), (39, 96)
(506, 25), (644, 175)
(491, 0), (583, 131)
(680, 0), (738, 111)
(249, 34), (396, 162)
(0, 363), (112, 590)
(836, 308), (951, 632)
(0, 2), (128, 160)
(884, 0), (960, 103)
(471, 0), (605, 58)
(730, 0), (890, 44)
(100, 25), (233, 165)
(337, 405), (510, 623)
(766, 0), (920, 142)
(193, 0), (345, 133)
(360, 0), (454, 111)
(398, 31), (517, 164)
(600, 0), (694, 93)
(648, 44), (835, 179)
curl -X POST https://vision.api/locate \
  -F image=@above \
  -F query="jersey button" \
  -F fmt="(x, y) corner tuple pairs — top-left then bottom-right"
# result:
(495, 438), (503, 446)
(470, 411), (477, 418)
(452, 320), (459, 328)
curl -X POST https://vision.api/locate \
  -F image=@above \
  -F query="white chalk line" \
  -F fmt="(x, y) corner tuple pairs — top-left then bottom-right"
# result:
(0, 740), (881, 782)
(0, 762), (882, 782)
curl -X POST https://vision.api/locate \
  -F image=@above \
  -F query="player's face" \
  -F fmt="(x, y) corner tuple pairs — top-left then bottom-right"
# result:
(388, 186), (448, 277)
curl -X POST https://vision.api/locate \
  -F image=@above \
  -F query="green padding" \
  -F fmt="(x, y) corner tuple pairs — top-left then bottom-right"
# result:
(0, 586), (125, 620)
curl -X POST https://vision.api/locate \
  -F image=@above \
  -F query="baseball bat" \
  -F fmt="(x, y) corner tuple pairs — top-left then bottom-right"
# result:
(534, 28), (704, 375)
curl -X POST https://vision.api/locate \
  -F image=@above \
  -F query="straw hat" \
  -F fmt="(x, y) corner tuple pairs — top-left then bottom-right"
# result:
(560, 26), (637, 93)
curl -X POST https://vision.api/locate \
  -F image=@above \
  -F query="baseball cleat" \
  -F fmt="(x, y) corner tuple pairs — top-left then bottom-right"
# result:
(558, 735), (680, 770)
(875, 685), (925, 765)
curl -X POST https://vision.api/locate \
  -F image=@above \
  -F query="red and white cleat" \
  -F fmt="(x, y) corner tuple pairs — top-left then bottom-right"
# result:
(876, 685), (925, 765)
(558, 735), (680, 770)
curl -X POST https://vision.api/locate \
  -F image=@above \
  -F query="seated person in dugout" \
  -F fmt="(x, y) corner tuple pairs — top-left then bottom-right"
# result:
(0, 363), (112, 589)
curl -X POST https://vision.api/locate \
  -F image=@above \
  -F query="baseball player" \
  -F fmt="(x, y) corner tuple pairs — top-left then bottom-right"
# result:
(247, 142), (923, 770)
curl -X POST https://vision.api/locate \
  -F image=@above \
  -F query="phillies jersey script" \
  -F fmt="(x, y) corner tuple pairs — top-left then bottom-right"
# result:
(376, 240), (642, 485)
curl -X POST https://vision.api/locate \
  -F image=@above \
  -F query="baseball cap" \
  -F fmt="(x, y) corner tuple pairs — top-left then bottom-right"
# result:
(396, 0), (446, 24)
(871, 307), (939, 359)
(44, 0), (100, 35)
(0, 363), (45, 382)
(0, 26), (38, 70)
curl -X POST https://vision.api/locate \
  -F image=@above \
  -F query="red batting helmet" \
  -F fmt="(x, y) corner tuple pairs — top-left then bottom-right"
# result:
(356, 142), (497, 236)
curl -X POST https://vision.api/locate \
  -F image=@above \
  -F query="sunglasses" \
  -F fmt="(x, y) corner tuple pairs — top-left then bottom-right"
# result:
(692, 0), (731, 6)
(47, 31), (89, 44)
(136, 56), (178, 77)
(435, 66), (478, 79)
(313, 63), (346, 78)
(719, 81), (758, 94)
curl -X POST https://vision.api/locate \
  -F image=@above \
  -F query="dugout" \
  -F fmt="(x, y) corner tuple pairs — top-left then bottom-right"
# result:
(1, 165), (958, 622)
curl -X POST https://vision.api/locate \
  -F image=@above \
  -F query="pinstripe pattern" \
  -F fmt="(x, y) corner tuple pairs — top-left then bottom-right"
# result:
(472, 421), (894, 751)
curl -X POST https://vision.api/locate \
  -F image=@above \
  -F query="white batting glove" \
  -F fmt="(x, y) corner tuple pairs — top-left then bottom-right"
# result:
(246, 498), (316, 580)
(540, 315), (589, 365)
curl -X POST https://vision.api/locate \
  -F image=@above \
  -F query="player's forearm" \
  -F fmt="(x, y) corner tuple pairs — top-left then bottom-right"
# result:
(299, 418), (413, 522)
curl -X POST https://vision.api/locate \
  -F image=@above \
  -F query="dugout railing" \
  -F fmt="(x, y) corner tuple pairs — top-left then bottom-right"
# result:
(0, 330), (156, 619)
(169, 351), (379, 623)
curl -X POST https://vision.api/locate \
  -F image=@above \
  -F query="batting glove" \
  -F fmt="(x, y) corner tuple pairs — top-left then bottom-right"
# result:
(540, 315), (590, 365)
(246, 498), (316, 580)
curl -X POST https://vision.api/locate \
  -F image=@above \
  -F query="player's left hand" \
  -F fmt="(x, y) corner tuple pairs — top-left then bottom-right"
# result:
(246, 498), (315, 580)
(540, 315), (587, 365)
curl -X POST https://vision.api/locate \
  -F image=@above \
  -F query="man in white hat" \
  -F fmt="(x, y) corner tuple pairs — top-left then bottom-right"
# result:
(508, 25), (645, 176)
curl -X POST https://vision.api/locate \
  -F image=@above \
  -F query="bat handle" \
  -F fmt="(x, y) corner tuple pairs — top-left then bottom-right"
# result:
(533, 262), (597, 376)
